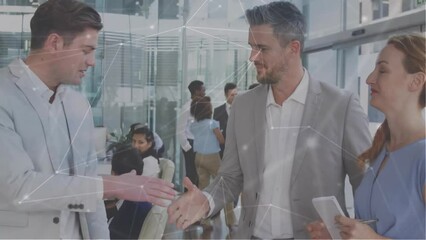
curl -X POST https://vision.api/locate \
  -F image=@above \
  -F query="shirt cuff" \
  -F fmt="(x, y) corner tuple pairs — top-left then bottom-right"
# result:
(96, 176), (104, 200)
(202, 191), (215, 217)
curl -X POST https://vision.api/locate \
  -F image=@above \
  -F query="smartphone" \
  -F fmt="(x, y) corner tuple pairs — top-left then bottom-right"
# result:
(312, 196), (345, 240)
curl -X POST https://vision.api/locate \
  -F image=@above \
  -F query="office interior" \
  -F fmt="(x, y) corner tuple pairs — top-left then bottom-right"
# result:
(0, 0), (425, 238)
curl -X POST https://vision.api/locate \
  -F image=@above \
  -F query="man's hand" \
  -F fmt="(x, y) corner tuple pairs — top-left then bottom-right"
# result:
(102, 170), (176, 207)
(167, 177), (210, 229)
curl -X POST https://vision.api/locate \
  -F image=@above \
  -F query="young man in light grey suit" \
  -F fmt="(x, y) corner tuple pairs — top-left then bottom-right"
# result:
(168, 1), (371, 239)
(0, 0), (175, 238)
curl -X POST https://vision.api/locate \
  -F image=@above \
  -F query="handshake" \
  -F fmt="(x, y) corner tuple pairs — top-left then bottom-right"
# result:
(166, 177), (211, 229)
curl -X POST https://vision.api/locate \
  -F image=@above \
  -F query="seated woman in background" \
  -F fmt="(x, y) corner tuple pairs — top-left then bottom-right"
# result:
(109, 126), (160, 239)
(129, 122), (166, 157)
(307, 33), (425, 239)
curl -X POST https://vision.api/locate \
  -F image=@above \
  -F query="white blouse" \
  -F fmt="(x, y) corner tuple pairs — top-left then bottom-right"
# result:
(142, 156), (160, 178)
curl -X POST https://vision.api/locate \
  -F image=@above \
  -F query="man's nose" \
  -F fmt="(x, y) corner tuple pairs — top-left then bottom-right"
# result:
(86, 54), (96, 67)
(249, 49), (261, 62)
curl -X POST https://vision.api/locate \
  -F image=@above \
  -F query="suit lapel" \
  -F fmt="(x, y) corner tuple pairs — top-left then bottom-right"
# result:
(290, 78), (322, 184)
(61, 94), (86, 176)
(9, 60), (60, 171)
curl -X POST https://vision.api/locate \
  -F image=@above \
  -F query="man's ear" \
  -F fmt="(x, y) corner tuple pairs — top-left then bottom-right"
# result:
(288, 40), (301, 56)
(43, 33), (64, 52)
(409, 72), (426, 92)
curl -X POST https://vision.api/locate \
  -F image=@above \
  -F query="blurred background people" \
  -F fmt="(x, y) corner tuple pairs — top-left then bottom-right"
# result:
(213, 82), (239, 230)
(190, 96), (236, 231)
(308, 33), (425, 240)
(129, 122), (165, 158)
(109, 126), (161, 239)
(213, 82), (238, 159)
(177, 80), (205, 188)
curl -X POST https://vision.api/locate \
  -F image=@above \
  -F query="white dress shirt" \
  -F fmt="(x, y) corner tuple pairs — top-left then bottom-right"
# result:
(21, 59), (103, 239)
(253, 69), (309, 239)
(176, 99), (194, 151)
(226, 102), (231, 116)
(142, 156), (161, 177)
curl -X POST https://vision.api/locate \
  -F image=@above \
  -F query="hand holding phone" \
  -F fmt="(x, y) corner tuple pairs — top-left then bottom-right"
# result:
(312, 196), (345, 240)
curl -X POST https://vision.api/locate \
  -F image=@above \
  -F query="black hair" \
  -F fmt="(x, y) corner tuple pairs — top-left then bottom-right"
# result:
(224, 82), (237, 95)
(111, 145), (143, 175)
(130, 124), (159, 160)
(188, 80), (204, 96)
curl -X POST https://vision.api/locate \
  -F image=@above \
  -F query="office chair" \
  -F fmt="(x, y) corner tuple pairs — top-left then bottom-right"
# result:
(138, 158), (175, 239)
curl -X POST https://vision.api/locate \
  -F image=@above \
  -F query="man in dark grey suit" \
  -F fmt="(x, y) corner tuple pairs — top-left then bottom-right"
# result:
(168, 2), (371, 239)
(213, 83), (238, 158)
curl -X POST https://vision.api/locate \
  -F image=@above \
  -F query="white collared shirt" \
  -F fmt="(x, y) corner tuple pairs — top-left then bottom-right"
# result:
(226, 102), (231, 116)
(253, 69), (309, 239)
(20, 59), (94, 239)
(176, 100), (195, 151)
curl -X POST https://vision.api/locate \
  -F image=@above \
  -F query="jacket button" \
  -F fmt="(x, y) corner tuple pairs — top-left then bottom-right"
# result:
(53, 217), (60, 224)
(68, 204), (73, 209)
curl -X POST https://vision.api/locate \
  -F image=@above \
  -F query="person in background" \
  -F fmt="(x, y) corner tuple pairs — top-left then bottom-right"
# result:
(213, 82), (239, 230)
(168, 2), (370, 239)
(176, 80), (206, 188)
(128, 125), (161, 177)
(109, 126), (161, 239)
(0, 0), (174, 238)
(307, 34), (425, 240)
(104, 146), (144, 221)
(190, 96), (237, 231)
(129, 122), (165, 158)
(213, 82), (238, 159)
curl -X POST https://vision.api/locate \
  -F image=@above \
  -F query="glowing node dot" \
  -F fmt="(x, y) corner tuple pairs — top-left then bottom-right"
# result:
(306, 136), (317, 148)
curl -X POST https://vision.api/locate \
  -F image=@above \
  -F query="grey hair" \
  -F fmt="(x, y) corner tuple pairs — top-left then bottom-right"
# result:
(245, 1), (306, 51)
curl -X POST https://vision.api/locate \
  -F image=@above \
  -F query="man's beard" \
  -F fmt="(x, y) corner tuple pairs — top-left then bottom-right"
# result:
(257, 68), (281, 84)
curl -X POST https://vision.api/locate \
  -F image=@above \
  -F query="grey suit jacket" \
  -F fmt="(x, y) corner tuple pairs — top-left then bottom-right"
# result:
(0, 59), (109, 239)
(204, 76), (371, 239)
